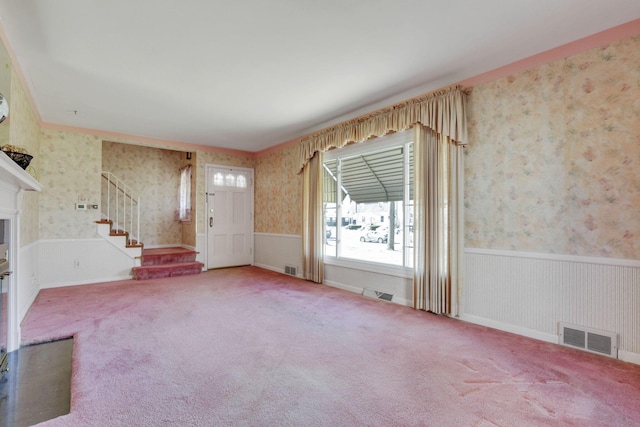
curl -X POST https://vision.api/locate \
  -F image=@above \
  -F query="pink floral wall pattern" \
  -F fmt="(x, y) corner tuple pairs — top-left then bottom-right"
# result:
(10, 69), (41, 246)
(102, 141), (184, 247)
(465, 35), (640, 259)
(15, 32), (640, 260)
(39, 129), (102, 240)
(254, 145), (301, 235)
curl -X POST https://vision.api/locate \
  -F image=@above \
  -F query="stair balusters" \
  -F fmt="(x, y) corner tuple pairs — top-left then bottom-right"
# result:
(101, 172), (141, 247)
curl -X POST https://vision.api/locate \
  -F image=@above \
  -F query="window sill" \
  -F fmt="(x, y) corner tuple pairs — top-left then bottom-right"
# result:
(324, 256), (413, 279)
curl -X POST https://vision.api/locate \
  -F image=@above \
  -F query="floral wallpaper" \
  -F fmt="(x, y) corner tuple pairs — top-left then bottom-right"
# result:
(10, 31), (640, 262)
(465, 34), (640, 259)
(102, 141), (184, 247)
(254, 144), (301, 235)
(39, 129), (102, 239)
(9, 68), (41, 246)
(0, 57), (9, 149)
(39, 133), (258, 247)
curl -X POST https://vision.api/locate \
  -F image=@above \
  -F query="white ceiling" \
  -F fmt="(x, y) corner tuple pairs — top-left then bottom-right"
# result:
(0, 1), (639, 153)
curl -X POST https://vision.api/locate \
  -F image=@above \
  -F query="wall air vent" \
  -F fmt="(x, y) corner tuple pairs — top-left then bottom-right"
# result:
(558, 322), (618, 359)
(362, 288), (393, 302)
(284, 265), (297, 276)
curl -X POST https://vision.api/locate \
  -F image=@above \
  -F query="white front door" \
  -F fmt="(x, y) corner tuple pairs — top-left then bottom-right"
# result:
(206, 165), (254, 269)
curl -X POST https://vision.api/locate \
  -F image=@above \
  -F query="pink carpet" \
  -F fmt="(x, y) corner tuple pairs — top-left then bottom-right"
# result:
(132, 247), (203, 280)
(21, 267), (640, 426)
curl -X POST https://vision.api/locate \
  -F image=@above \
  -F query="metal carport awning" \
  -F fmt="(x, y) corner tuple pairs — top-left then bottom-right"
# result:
(323, 144), (413, 204)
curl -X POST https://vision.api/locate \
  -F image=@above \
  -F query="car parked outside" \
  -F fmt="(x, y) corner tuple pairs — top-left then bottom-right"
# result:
(359, 225), (388, 243)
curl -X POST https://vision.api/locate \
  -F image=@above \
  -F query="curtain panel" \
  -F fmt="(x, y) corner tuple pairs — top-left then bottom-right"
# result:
(297, 85), (467, 173)
(298, 85), (467, 305)
(412, 126), (463, 315)
(302, 152), (324, 283)
(178, 164), (192, 222)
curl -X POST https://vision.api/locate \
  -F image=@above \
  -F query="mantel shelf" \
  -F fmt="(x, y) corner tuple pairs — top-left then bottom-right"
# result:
(0, 151), (42, 191)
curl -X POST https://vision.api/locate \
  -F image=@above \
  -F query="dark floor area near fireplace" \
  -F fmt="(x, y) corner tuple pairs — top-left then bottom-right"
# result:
(0, 338), (73, 427)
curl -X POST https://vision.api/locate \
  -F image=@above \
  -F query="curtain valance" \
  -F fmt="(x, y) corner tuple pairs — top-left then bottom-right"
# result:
(297, 85), (468, 173)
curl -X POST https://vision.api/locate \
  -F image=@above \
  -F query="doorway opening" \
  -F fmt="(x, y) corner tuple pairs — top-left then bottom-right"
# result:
(205, 165), (254, 269)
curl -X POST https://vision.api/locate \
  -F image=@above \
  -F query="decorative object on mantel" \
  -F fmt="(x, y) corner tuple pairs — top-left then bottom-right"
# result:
(0, 92), (7, 124)
(1, 144), (33, 170)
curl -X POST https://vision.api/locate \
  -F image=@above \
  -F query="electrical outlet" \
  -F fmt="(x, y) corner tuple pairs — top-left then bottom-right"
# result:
(76, 203), (87, 210)
(73, 259), (80, 269)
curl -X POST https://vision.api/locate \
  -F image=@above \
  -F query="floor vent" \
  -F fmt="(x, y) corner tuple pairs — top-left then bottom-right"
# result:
(284, 265), (297, 276)
(558, 322), (618, 359)
(362, 288), (393, 302)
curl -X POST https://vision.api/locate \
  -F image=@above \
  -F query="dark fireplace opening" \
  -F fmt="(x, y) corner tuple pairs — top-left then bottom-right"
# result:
(0, 338), (73, 425)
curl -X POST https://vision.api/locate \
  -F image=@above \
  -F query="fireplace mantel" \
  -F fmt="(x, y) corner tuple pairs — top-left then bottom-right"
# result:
(0, 151), (41, 192)
(0, 150), (41, 354)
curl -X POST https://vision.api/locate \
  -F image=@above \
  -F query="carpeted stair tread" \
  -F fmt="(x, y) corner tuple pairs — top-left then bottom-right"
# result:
(141, 247), (198, 266)
(132, 261), (204, 280)
(142, 247), (195, 256)
(135, 261), (203, 269)
(133, 247), (202, 280)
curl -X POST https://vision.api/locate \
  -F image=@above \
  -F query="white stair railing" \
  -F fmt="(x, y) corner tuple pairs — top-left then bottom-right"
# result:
(101, 171), (141, 246)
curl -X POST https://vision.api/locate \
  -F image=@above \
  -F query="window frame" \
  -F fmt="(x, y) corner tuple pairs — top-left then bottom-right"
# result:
(323, 130), (414, 278)
(178, 164), (192, 222)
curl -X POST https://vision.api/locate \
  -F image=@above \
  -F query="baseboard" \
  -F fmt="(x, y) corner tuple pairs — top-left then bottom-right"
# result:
(323, 279), (412, 307)
(323, 279), (363, 295)
(464, 249), (640, 365)
(459, 314), (558, 344)
(460, 314), (640, 366)
(618, 350), (640, 365)
(254, 263), (304, 279)
(41, 275), (133, 289)
(390, 296), (412, 307)
(253, 268), (413, 307)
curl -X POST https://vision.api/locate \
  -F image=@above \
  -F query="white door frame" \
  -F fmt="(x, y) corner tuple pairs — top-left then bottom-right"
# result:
(204, 164), (254, 270)
(0, 204), (19, 352)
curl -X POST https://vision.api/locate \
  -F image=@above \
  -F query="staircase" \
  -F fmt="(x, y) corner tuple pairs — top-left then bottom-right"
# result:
(98, 171), (204, 280)
(95, 219), (144, 259)
(132, 247), (204, 280)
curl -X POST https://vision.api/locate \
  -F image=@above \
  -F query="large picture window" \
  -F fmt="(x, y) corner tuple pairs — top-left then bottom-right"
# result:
(323, 130), (413, 270)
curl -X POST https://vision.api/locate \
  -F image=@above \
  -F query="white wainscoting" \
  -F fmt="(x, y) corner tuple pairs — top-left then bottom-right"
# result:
(253, 232), (413, 305)
(254, 233), (303, 277)
(462, 248), (640, 365)
(324, 262), (413, 306)
(39, 239), (135, 288)
(18, 241), (40, 323)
